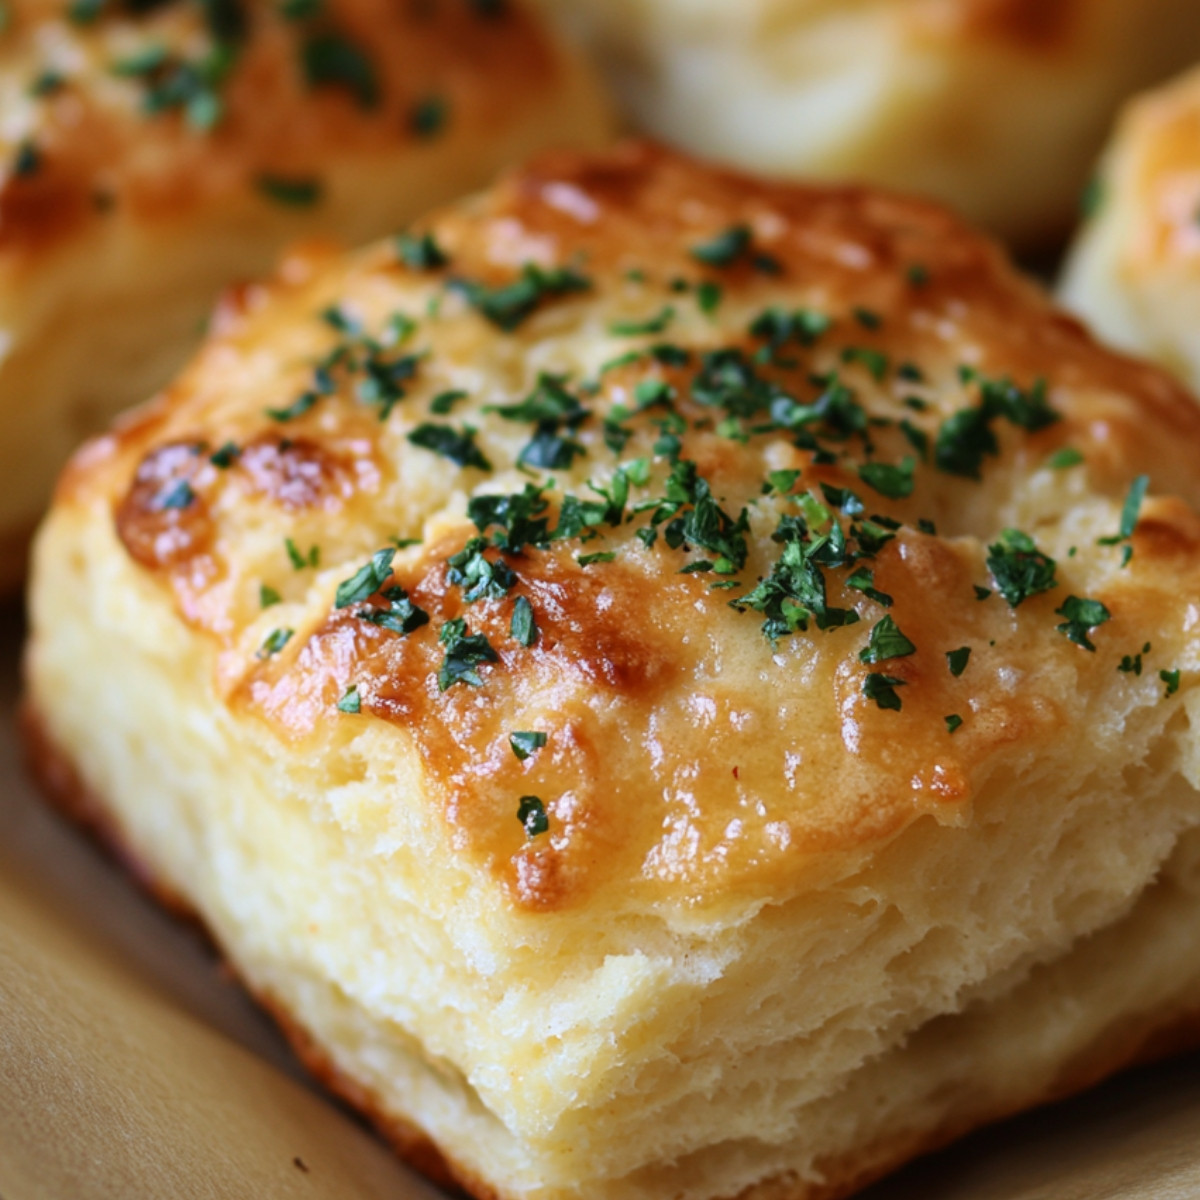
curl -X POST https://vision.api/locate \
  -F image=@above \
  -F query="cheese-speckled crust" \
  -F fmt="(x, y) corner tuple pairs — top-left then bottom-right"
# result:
(26, 143), (1200, 1200)
(1060, 65), (1200, 396)
(534, 0), (1200, 246)
(0, 0), (612, 587)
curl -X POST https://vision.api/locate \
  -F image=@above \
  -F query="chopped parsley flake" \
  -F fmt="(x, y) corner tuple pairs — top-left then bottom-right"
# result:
(986, 529), (1057, 608)
(946, 646), (971, 676)
(13, 139), (40, 177)
(509, 731), (547, 761)
(1161, 668), (1181, 697)
(510, 595), (537, 646)
(1054, 595), (1111, 651)
(335, 547), (395, 608)
(518, 795), (549, 837)
(1099, 474), (1149, 557)
(396, 231), (449, 270)
(302, 32), (379, 108)
(410, 94), (448, 138)
(857, 457), (915, 499)
(156, 478), (195, 510)
(285, 538), (319, 570)
(258, 627), (294, 658)
(449, 263), (591, 331)
(469, 483), (553, 552)
(337, 685), (361, 714)
(1047, 447), (1084, 469)
(696, 281), (723, 315)
(355, 585), (429, 635)
(863, 672), (906, 711)
(430, 389), (467, 414)
(437, 618), (499, 690)
(945, 713), (963, 733)
(447, 538), (516, 602)
(609, 307), (674, 336)
(578, 551), (615, 566)
(859, 616), (916, 664)
(690, 224), (752, 267)
(407, 422), (492, 471)
(209, 441), (240, 468)
(259, 584), (281, 608)
(256, 174), (323, 206)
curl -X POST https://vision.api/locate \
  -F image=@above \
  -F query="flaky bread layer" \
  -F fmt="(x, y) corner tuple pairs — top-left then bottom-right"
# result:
(28, 461), (1200, 1200)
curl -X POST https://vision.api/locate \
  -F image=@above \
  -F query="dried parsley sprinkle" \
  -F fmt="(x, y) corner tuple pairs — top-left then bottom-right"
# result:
(449, 263), (591, 331)
(410, 95), (448, 138)
(356, 586), (429, 635)
(396, 231), (449, 270)
(302, 33), (378, 108)
(447, 538), (516, 602)
(285, 538), (319, 569)
(337, 685), (361, 714)
(407, 422), (491, 470)
(335, 547), (395, 608)
(256, 174), (322, 207)
(690, 224), (752, 267)
(863, 672), (906, 711)
(510, 595), (537, 646)
(156, 478), (195, 510)
(437, 618), (499, 690)
(857, 457), (915, 499)
(518, 795), (549, 837)
(1047, 447), (1084, 469)
(509, 731), (547, 761)
(946, 646), (971, 676)
(609, 306), (674, 336)
(209, 441), (240, 468)
(258, 627), (294, 658)
(430, 389), (467, 415)
(1161, 668), (1181, 696)
(1054, 595), (1111, 651)
(696, 281), (723, 315)
(1118, 644), (1151, 675)
(12, 139), (40, 177)
(986, 529), (1057, 608)
(859, 616), (916, 664)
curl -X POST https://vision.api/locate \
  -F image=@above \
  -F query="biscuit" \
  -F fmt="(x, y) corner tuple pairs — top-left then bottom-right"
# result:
(0, 0), (611, 588)
(25, 142), (1200, 1200)
(535, 0), (1200, 246)
(1060, 65), (1200, 395)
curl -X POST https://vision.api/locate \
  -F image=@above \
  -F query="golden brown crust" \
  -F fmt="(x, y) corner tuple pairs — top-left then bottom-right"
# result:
(49, 141), (1200, 918)
(23, 693), (1200, 1200)
(0, 0), (576, 262)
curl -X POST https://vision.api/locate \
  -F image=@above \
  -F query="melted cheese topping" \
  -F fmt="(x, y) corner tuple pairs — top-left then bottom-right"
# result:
(61, 142), (1200, 914)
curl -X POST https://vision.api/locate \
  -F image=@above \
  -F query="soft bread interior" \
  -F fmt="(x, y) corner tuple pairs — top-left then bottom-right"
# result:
(28, 473), (1200, 1200)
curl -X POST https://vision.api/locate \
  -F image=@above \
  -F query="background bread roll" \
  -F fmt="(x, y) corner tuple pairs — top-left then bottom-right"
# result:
(1060, 65), (1200, 396)
(0, 0), (612, 588)
(26, 142), (1200, 1200)
(535, 0), (1200, 247)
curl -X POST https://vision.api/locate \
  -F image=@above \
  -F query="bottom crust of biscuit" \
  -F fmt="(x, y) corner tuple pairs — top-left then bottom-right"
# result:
(21, 698), (1200, 1200)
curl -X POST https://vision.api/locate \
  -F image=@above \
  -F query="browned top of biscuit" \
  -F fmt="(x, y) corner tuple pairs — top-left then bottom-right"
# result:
(58, 142), (1200, 915)
(0, 0), (571, 260)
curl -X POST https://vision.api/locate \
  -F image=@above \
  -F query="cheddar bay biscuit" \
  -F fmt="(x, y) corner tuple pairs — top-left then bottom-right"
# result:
(26, 143), (1200, 1200)
(0, 0), (611, 587)
(537, 0), (1200, 245)
(1060, 65), (1200, 395)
